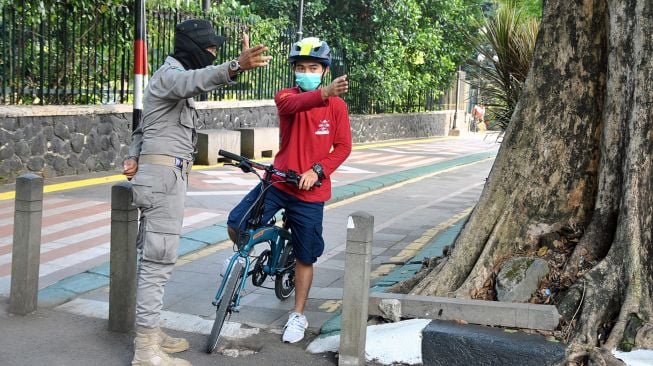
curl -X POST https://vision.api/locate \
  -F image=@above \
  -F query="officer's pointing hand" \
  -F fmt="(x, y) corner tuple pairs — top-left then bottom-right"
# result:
(237, 32), (272, 71)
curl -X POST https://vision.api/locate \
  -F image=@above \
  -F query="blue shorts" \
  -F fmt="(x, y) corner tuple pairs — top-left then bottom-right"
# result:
(227, 184), (325, 264)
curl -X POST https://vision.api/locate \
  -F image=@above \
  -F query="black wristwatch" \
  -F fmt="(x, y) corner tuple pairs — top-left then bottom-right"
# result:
(312, 163), (325, 180)
(228, 59), (242, 74)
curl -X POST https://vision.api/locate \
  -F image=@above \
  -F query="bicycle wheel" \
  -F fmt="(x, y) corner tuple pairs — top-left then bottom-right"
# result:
(206, 260), (244, 354)
(274, 241), (296, 300)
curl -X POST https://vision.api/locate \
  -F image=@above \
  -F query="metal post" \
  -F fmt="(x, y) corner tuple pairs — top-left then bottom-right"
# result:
(202, 0), (210, 13)
(474, 53), (485, 133)
(339, 212), (374, 366)
(108, 182), (139, 332)
(297, 0), (304, 41)
(133, 0), (146, 132)
(9, 173), (44, 315)
(452, 67), (461, 130)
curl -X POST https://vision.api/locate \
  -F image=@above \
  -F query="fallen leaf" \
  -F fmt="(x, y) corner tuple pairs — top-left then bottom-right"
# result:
(538, 246), (549, 256)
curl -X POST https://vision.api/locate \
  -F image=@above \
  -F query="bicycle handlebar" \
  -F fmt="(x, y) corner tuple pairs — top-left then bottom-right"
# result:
(218, 149), (321, 187)
(218, 149), (243, 163)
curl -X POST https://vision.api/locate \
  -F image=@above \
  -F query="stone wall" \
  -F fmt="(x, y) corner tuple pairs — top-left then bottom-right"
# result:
(350, 111), (464, 143)
(0, 102), (469, 182)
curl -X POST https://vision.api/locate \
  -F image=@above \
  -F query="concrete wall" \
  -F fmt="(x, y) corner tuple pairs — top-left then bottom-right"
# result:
(0, 101), (470, 182)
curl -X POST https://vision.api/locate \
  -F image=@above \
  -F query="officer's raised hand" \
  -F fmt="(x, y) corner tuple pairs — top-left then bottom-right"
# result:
(321, 74), (348, 100)
(229, 33), (272, 78)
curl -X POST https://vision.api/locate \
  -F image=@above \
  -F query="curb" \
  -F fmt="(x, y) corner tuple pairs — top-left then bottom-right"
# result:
(37, 150), (497, 307)
(422, 320), (565, 365)
(318, 217), (467, 336)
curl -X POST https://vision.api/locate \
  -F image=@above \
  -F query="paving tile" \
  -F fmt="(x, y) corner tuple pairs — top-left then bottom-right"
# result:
(313, 266), (345, 287)
(79, 287), (110, 302)
(309, 287), (342, 300)
(230, 306), (289, 328)
(165, 294), (215, 317)
(316, 259), (345, 272)
(371, 255), (393, 265)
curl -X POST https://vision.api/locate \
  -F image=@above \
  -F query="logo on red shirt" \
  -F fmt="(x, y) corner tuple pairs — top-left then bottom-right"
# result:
(316, 119), (330, 135)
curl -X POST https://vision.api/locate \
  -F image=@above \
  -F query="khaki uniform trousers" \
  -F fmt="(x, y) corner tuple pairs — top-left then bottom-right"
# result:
(131, 163), (187, 328)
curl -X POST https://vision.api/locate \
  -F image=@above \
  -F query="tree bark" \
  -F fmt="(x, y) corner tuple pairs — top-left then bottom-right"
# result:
(409, 0), (653, 359)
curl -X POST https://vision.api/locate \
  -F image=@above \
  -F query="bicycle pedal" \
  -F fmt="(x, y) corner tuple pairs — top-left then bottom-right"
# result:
(231, 306), (241, 313)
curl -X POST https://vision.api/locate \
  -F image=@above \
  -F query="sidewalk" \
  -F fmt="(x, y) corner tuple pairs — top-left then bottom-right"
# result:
(0, 136), (500, 365)
(0, 300), (339, 366)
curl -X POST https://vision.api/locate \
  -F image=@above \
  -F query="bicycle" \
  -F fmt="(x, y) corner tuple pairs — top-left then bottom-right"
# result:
(206, 149), (320, 354)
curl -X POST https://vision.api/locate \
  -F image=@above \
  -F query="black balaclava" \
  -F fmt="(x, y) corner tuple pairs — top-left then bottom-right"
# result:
(173, 19), (225, 70)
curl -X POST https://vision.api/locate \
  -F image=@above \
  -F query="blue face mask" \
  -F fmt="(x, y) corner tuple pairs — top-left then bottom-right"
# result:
(295, 72), (322, 91)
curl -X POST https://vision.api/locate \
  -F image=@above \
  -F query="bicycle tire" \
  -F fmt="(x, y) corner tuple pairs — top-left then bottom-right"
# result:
(274, 241), (296, 300)
(206, 260), (244, 354)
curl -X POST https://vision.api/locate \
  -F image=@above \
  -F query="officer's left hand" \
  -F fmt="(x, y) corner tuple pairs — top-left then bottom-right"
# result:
(123, 158), (139, 179)
(299, 169), (319, 190)
(237, 33), (272, 72)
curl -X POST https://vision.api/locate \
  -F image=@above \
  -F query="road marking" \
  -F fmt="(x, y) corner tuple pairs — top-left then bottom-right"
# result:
(373, 183), (482, 232)
(354, 154), (425, 166)
(316, 160), (488, 313)
(350, 137), (451, 151)
(3, 211), (110, 241)
(203, 178), (259, 186)
(0, 211), (223, 291)
(0, 175), (126, 201)
(186, 191), (251, 196)
(326, 157), (494, 210)
(388, 208), (473, 264)
(400, 156), (444, 167)
(334, 165), (373, 174)
(175, 240), (233, 267)
(319, 300), (342, 313)
(0, 138), (451, 202)
(182, 212), (221, 226)
(348, 152), (382, 159)
(0, 197), (70, 217)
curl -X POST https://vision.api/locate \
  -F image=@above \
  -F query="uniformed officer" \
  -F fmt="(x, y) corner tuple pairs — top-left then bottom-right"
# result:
(122, 19), (271, 366)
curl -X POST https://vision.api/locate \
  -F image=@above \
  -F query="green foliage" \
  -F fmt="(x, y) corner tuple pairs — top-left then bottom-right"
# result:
(2, 0), (487, 113)
(496, 0), (542, 19)
(471, 1), (539, 130)
(238, 0), (485, 113)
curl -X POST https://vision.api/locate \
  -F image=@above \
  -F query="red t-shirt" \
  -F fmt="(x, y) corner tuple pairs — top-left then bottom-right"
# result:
(272, 87), (352, 202)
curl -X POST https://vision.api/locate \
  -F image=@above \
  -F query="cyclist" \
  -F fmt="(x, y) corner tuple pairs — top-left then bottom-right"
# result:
(227, 36), (351, 343)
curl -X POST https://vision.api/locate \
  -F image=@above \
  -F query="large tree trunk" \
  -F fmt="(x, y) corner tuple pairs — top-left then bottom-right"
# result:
(409, 0), (653, 361)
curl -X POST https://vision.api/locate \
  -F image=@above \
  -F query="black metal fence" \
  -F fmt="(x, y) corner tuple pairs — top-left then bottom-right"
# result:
(0, 1), (453, 113)
(0, 2), (309, 105)
(1, 2), (132, 104)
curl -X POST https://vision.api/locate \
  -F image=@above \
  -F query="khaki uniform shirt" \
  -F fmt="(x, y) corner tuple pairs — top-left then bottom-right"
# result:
(129, 56), (235, 161)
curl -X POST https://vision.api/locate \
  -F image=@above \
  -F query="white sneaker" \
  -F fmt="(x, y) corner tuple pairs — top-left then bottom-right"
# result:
(282, 312), (308, 343)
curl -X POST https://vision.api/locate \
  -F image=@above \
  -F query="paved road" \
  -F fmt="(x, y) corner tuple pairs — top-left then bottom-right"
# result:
(0, 136), (497, 296)
(0, 135), (499, 365)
